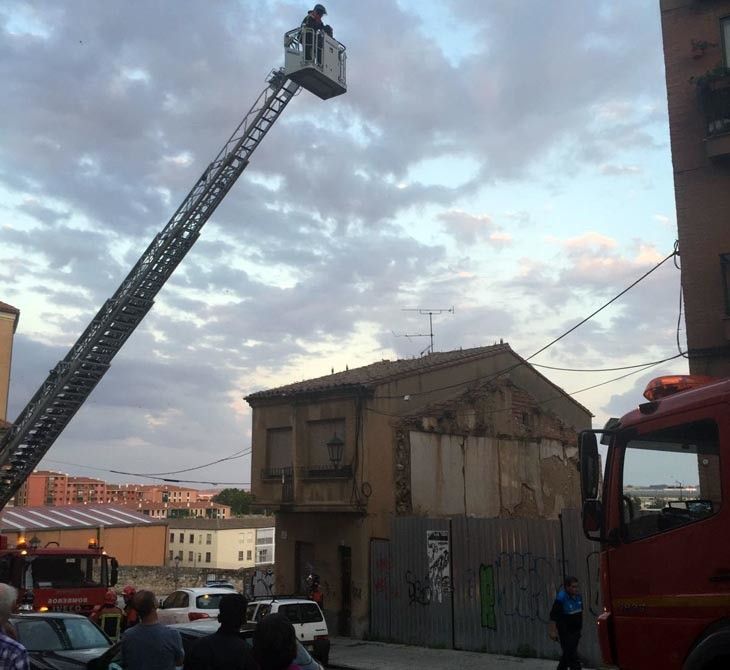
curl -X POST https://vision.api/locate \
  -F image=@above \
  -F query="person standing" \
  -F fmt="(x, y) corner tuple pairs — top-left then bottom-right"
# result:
(300, 5), (329, 63)
(121, 585), (139, 630)
(121, 590), (184, 670)
(183, 593), (256, 670)
(0, 584), (28, 670)
(252, 613), (301, 670)
(549, 576), (583, 670)
(89, 589), (124, 642)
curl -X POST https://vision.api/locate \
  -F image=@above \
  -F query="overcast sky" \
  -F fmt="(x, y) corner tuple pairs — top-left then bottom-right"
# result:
(1, 1), (688, 488)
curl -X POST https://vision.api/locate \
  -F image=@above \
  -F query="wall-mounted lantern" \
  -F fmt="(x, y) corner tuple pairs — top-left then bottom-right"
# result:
(326, 434), (345, 468)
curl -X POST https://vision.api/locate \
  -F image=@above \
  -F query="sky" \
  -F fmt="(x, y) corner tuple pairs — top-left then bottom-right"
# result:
(1, 1), (689, 488)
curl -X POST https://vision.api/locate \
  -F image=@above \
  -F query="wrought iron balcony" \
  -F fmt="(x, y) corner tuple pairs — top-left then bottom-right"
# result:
(300, 463), (353, 479)
(260, 466), (293, 481)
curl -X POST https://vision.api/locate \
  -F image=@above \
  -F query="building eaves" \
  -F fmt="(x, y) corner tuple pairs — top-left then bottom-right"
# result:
(165, 516), (275, 530)
(0, 301), (20, 333)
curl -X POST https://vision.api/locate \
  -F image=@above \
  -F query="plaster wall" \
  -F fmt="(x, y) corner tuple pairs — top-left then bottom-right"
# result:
(410, 432), (578, 519)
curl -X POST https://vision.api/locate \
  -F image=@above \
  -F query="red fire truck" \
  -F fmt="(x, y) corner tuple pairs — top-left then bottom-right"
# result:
(580, 375), (730, 670)
(0, 536), (118, 615)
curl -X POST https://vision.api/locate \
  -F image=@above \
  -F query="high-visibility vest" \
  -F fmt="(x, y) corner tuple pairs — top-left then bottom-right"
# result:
(98, 610), (123, 642)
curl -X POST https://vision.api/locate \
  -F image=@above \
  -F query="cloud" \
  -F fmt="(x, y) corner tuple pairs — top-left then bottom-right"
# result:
(438, 209), (512, 248)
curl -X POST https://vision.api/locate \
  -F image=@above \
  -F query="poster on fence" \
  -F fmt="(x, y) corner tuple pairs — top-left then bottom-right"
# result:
(426, 529), (450, 603)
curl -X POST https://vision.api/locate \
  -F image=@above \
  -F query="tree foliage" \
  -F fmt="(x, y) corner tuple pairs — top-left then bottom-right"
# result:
(213, 488), (256, 516)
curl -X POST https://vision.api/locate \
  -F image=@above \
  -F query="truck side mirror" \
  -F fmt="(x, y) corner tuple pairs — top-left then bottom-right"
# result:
(579, 431), (600, 500)
(582, 499), (603, 538)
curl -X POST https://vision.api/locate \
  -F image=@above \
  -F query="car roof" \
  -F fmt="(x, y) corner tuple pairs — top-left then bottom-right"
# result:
(174, 587), (239, 596)
(11, 612), (89, 621)
(251, 597), (319, 605)
(168, 620), (255, 635)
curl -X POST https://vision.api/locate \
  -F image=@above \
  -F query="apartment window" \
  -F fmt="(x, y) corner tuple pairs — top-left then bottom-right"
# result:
(198, 553), (202, 563)
(168, 550), (173, 561)
(238, 551), (244, 561)
(179, 533), (184, 543)
(169, 533), (174, 543)
(723, 16), (730, 68)
(188, 551), (194, 562)
(189, 534), (194, 544)
(198, 535), (202, 545)
(258, 549), (267, 563)
(177, 550), (183, 560)
(266, 427), (293, 470)
(205, 552), (211, 563)
(206, 534), (212, 545)
(722, 253), (730, 315)
(247, 550), (252, 561)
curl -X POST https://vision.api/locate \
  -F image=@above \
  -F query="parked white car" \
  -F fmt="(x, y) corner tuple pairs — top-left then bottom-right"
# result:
(157, 587), (237, 624)
(246, 597), (329, 664)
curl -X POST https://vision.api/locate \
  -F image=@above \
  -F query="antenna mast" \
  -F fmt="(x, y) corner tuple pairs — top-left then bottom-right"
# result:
(399, 306), (454, 355)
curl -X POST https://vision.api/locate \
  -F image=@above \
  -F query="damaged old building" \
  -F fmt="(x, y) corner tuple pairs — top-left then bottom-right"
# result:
(245, 343), (591, 637)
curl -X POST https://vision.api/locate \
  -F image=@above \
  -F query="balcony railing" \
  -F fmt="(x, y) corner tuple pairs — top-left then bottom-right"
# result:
(300, 463), (353, 479)
(261, 466), (293, 481)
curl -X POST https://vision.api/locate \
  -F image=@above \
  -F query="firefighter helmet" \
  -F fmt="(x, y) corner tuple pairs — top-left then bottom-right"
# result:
(314, 4), (327, 15)
(122, 585), (136, 598)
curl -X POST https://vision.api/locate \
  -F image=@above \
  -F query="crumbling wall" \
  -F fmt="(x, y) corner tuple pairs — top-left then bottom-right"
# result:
(397, 379), (581, 519)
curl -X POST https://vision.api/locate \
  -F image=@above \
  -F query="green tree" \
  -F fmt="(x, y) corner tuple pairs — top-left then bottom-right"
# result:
(213, 488), (256, 516)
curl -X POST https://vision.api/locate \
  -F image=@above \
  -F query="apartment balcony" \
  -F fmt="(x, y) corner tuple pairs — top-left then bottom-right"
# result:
(699, 73), (730, 158)
(256, 463), (363, 514)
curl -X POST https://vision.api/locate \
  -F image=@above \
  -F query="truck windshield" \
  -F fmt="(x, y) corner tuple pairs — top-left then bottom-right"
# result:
(24, 555), (106, 589)
(620, 419), (720, 541)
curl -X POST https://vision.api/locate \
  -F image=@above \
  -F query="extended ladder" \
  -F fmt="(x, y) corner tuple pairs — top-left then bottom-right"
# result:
(0, 66), (309, 509)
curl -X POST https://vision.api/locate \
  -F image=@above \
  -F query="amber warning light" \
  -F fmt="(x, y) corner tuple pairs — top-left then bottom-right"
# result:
(643, 375), (716, 401)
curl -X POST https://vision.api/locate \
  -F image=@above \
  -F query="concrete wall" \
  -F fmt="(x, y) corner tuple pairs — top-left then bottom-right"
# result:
(2, 525), (167, 567)
(661, 0), (730, 375)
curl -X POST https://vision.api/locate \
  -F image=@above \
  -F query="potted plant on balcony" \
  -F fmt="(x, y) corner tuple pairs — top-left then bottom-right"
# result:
(693, 65), (730, 137)
(693, 64), (730, 91)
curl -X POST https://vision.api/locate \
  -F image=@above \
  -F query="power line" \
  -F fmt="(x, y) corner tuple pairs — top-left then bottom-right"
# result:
(109, 448), (251, 477)
(374, 248), (678, 401)
(532, 352), (685, 373)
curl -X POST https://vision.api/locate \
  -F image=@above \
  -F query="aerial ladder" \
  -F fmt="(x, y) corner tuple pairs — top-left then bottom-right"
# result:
(0, 27), (346, 510)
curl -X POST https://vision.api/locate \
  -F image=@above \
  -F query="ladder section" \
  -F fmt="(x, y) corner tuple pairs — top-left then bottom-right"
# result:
(0, 69), (300, 509)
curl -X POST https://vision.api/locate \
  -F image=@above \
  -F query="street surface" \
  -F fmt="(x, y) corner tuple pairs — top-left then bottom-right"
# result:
(329, 637), (596, 670)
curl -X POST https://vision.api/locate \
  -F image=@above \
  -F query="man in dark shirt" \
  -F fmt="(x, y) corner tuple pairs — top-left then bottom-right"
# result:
(300, 5), (331, 63)
(184, 594), (256, 670)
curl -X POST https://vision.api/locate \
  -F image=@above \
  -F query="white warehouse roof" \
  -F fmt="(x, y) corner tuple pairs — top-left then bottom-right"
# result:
(0, 505), (161, 531)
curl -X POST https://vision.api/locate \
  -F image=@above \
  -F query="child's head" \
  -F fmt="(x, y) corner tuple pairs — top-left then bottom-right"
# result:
(564, 576), (579, 595)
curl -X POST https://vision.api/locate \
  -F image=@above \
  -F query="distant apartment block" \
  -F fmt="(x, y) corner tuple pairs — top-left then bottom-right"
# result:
(15, 471), (106, 506)
(122, 500), (231, 519)
(106, 483), (205, 505)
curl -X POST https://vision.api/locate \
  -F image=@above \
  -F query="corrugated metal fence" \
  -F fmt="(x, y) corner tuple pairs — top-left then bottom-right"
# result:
(369, 510), (601, 667)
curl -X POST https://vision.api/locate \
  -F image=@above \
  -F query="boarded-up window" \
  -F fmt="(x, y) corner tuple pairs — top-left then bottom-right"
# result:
(266, 428), (293, 469)
(307, 419), (346, 466)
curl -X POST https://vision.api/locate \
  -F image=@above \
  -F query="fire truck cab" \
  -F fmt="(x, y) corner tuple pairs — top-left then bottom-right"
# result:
(0, 537), (118, 616)
(580, 375), (730, 670)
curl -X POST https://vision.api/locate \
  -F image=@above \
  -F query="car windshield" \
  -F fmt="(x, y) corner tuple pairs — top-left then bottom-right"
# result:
(195, 593), (226, 609)
(14, 617), (110, 651)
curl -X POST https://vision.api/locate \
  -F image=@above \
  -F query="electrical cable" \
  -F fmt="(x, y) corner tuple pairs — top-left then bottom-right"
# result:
(374, 247), (679, 401)
(532, 352), (685, 373)
(109, 448), (251, 477)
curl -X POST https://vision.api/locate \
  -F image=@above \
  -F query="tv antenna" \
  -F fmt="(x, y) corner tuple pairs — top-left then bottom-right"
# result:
(396, 307), (454, 356)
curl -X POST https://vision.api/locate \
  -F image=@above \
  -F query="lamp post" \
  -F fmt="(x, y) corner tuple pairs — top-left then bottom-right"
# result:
(326, 434), (344, 470)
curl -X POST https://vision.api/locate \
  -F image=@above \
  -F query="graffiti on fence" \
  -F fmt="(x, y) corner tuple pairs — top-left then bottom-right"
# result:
(252, 568), (275, 597)
(479, 552), (562, 627)
(479, 563), (496, 629)
(405, 570), (432, 606)
(426, 529), (451, 603)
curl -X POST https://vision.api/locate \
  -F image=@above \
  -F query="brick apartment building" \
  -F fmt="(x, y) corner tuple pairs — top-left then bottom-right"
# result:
(0, 301), (19, 428)
(15, 471), (107, 506)
(106, 483), (205, 505)
(661, 0), (730, 376)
